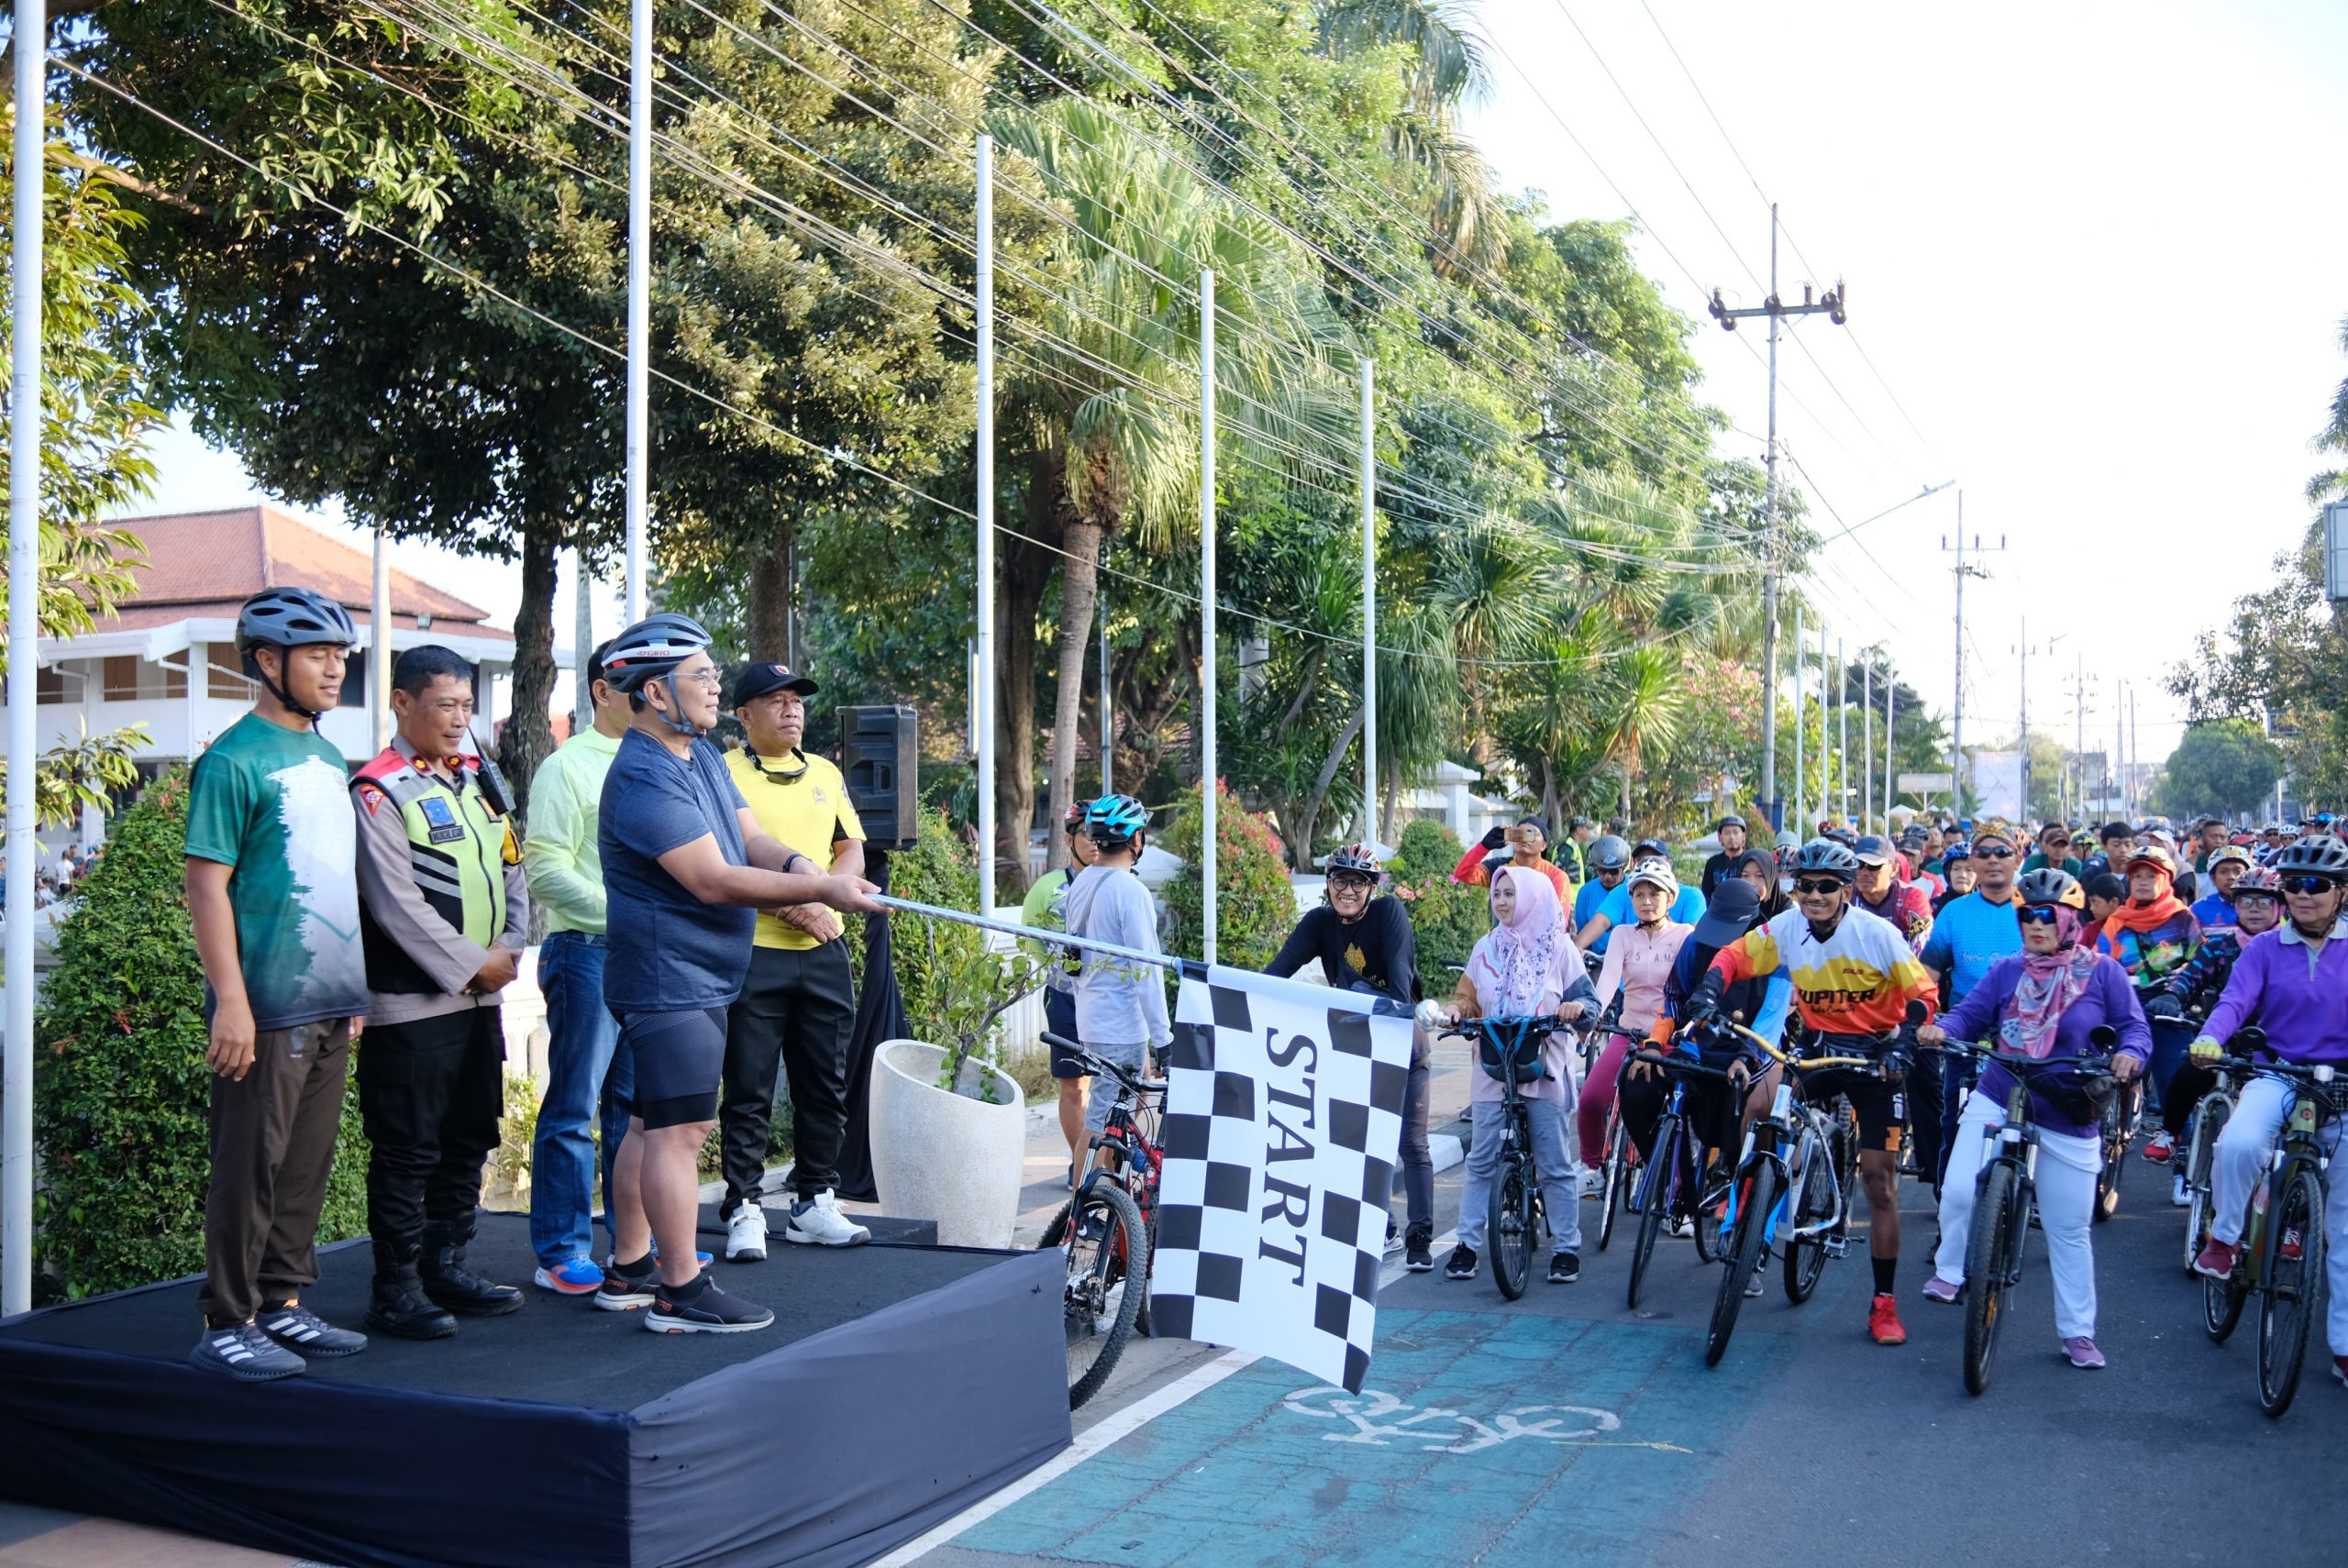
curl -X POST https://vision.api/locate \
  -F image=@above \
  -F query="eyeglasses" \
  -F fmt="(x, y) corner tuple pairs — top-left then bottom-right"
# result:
(1793, 877), (1848, 896)
(1972, 847), (2016, 860)
(1329, 873), (1374, 891)
(2017, 905), (2065, 925)
(674, 668), (725, 690)
(2281, 875), (2339, 897)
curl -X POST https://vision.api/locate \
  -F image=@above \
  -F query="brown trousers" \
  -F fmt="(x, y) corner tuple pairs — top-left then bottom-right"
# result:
(200, 1019), (352, 1324)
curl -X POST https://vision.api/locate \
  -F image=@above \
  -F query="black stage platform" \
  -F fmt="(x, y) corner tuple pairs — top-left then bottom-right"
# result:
(0, 1211), (1069, 1568)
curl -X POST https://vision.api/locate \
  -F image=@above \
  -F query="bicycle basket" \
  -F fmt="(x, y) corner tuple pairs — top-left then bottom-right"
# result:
(1479, 1026), (1551, 1086)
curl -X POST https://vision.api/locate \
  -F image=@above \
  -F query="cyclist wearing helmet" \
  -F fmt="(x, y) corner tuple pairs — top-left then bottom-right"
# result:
(1640, 878), (1795, 1175)
(1917, 824), (2024, 1189)
(1570, 834), (1633, 953)
(1579, 858), (1693, 1189)
(1577, 839), (1702, 950)
(2190, 837), (2348, 1384)
(2141, 865), (2284, 1184)
(1932, 842), (1975, 912)
(1700, 814), (1749, 897)
(592, 614), (880, 1335)
(1268, 845), (1429, 1267)
(2189, 844), (2254, 933)
(185, 588), (370, 1381)
(1451, 815), (1569, 908)
(1915, 868), (2150, 1371)
(1682, 838), (1939, 1345)
(1066, 795), (1171, 1175)
(1021, 805), (1101, 1187)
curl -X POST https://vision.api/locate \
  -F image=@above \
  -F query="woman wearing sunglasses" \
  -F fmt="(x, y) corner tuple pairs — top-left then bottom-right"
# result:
(1915, 868), (2151, 1370)
(2188, 838), (2348, 1386)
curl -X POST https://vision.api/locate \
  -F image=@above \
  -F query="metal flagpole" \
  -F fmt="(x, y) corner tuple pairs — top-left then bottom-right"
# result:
(1359, 358), (1376, 848)
(1815, 620), (1830, 833)
(371, 527), (393, 755)
(1884, 668), (1898, 823)
(975, 133), (996, 918)
(5, 0), (47, 1317)
(1098, 576), (1111, 798)
(1862, 656), (1874, 832)
(1200, 271), (1217, 964)
(1835, 637), (1848, 826)
(1790, 602), (1806, 835)
(573, 545), (595, 737)
(623, 0), (650, 621)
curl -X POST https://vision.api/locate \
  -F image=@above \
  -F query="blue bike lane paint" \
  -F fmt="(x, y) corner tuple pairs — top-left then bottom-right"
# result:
(958, 1306), (1798, 1567)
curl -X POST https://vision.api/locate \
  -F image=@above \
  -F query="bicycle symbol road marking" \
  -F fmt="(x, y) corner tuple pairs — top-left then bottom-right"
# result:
(1280, 1387), (1685, 1454)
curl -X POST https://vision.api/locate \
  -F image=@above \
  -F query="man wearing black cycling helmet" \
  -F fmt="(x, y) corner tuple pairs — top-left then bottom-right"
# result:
(1570, 834), (1631, 953)
(591, 613), (880, 1336)
(1268, 845), (1429, 1267)
(186, 588), (371, 1381)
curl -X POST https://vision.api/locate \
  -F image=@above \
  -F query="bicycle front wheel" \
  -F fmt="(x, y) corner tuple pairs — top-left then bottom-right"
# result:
(2256, 1164), (2325, 1418)
(1627, 1114), (1680, 1311)
(1596, 1112), (1630, 1252)
(1706, 1160), (1778, 1367)
(1963, 1160), (2017, 1397)
(2094, 1089), (2131, 1223)
(1491, 1149), (1537, 1300)
(1060, 1180), (1148, 1410)
(1784, 1129), (1835, 1304)
(2184, 1096), (2230, 1277)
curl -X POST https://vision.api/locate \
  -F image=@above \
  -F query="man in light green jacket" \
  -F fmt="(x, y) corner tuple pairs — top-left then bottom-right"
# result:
(524, 641), (632, 1295)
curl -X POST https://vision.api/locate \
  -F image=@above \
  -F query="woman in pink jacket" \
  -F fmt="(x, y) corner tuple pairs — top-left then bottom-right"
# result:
(1578, 859), (1693, 1179)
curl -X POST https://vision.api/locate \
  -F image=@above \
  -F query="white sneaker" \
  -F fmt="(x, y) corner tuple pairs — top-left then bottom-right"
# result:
(1581, 1168), (1607, 1198)
(785, 1189), (872, 1247)
(2172, 1173), (2191, 1209)
(725, 1202), (770, 1262)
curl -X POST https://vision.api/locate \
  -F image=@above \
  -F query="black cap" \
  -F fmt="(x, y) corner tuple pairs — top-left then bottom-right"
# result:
(1693, 879), (1762, 948)
(1854, 834), (1894, 867)
(731, 661), (820, 707)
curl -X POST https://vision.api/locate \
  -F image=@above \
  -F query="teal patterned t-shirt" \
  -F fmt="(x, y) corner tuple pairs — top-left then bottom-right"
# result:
(183, 712), (368, 1030)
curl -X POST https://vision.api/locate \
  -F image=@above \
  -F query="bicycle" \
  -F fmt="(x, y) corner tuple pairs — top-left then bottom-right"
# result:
(1692, 1019), (1874, 1366)
(1441, 1013), (1571, 1299)
(2178, 1041), (2251, 1287)
(1582, 1021), (1646, 1253)
(2094, 1065), (2140, 1223)
(2196, 1026), (2346, 1418)
(1037, 1032), (1164, 1409)
(1621, 1048), (1736, 1311)
(1922, 1030), (2118, 1397)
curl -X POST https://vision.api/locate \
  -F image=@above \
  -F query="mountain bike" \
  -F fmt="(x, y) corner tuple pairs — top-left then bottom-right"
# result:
(1444, 1013), (1571, 1299)
(2196, 1027), (2346, 1418)
(1584, 1021), (1646, 1253)
(1694, 1019), (1873, 1366)
(1923, 1031), (2118, 1396)
(1038, 1032), (1164, 1409)
(2180, 1049), (2251, 1292)
(1621, 1048), (1735, 1311)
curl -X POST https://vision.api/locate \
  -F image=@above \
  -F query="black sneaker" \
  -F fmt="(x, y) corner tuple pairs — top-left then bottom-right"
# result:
(190, 1321), (306, 1383)
(1444, 1245), (1479, 1280)
(257, 1303), (367, 1358)
(595, 1255), (658, 1313)
(1405, 1240), (1434, 1272)
(646, 1273), (775, 1334)
(1547, 1251), (1580, 1285)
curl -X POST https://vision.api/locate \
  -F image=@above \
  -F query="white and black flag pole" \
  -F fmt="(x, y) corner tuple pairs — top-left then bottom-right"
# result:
(1152, 966), (1414, 1393)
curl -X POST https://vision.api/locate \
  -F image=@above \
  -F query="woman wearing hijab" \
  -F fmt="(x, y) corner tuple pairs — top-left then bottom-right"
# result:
(1725, 848), (1788, 921)
(1915, 868), (2150, 1371)
(1434, 866), (1597, 1286)
(2092, 843), (2201, 1110)
(1580, 859), (1693, 1183)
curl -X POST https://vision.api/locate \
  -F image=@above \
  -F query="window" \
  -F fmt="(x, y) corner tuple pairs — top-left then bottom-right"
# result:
(103, 655), (189, 701)
(206, 644), (256, 701)
(338, 660), (366, 709)
(36, 666), (66, 704)
(103, 656), (138, 701)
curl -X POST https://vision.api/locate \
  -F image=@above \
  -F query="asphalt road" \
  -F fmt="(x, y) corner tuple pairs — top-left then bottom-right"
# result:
(900, 1115), (2348, 1568)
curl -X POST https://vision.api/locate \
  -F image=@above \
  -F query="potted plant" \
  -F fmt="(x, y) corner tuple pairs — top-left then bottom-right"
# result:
(869, 919), (1040, 1248)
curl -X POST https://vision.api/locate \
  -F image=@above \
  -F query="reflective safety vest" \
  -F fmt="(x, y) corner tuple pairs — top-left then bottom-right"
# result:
(353, 745), (515, 994)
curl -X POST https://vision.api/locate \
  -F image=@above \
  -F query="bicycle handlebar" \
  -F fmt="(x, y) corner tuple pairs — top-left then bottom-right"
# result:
(1626, 1049), (1737, 1081)
(1039, 1032), (1168, 1095)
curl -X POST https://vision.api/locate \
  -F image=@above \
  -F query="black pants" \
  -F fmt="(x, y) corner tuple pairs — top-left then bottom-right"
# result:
(1907, 1046), (1948, 1186)
(1619, 1070), (1734, 1166)
(2163, 1061), (2221, 1140)
(721, 942), (857, 1209)
(357, 1009), (504, 1255)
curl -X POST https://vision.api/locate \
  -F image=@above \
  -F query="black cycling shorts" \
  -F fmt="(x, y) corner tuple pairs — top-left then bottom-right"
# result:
(1800, 1065), (1906, 1156)
(618, 1006), (729, 1130)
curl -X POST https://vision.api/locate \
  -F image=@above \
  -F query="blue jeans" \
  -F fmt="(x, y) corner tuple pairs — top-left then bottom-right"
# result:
(528, 932), (632, 1267)
(1456, 1097), (1582, 1255)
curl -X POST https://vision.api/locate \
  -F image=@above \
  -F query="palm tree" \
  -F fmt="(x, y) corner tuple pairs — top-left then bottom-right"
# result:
(994, 101), (1351, 867)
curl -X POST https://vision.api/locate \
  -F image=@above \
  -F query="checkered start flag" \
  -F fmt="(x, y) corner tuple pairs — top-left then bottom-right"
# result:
(1148, 965), (1415, 1392)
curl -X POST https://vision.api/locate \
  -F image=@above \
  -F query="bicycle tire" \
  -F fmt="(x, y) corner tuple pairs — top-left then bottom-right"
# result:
(2094, 1089), (2131, 1224)
(1784, 1129), (1834, 1304)
(1491, 1149), (1536, 1300)
(1627, 1114), (1679, 1311)
(1963, 1159), (2017, 1397)
(1061, 1181), (1148, 1410)
(1706, 1160), (1778, 1367)
(1597, 1114), (1630, 1252)
(2182, 1095), (2228, 1275)
(1692, 1164), (1726, 1264)
(2255, 1164), (2324, 1418)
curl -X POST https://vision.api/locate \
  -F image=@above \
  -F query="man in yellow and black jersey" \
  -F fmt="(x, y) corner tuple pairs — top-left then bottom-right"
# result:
(715, 661), (871, 1260)
(351, 646), (529, 1342)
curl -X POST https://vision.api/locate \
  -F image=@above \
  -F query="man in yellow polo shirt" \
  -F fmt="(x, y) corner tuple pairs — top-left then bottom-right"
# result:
(717, 661), (870, 1258)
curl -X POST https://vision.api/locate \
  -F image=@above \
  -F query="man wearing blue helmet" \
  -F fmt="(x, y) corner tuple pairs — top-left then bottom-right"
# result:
(1066, 794), (1172, 1173)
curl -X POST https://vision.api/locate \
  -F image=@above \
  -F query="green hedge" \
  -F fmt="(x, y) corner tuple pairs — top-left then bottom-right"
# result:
(1388, 817), (1462, 882)
(1162, 780), (1296, 972)
(1394, 872), (1489, 982)
(32, 769), (369, 1301)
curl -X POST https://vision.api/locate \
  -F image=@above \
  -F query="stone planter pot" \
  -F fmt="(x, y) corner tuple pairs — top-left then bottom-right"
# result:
(869, 1039), (1027, 1248)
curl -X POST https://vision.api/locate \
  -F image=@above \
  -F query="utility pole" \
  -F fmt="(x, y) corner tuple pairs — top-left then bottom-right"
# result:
(1836, 636), (1849, 827)
(1791, 602), (1806, 835)
(1710, 204), (1847, 833)
(1941, 493), (2005, 815)
(2130, 686), (2141, 821)
(1862, 653), (1875, 833)
(2069, 654), (2088, 825)
(2018, 615), (2028, 823)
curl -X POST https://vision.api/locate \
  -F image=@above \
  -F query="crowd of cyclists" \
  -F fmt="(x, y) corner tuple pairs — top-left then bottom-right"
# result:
(1260, 804), (2348, 1393)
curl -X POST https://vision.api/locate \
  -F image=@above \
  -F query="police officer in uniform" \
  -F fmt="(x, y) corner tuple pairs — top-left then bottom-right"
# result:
(352, 646), (530, 1338)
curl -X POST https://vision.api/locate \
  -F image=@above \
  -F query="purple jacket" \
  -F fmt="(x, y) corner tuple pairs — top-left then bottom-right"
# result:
(2201, 922), (2348, 1066)
(1942, 953), (2154, 1139)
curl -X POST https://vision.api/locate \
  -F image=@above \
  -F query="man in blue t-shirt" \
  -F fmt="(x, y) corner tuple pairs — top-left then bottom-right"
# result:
(1577, 843), (1704, 950)
(1570, 834), (1631, 953)
(1914, 823), (2023, 1189)
(589, 614), (880, 1335)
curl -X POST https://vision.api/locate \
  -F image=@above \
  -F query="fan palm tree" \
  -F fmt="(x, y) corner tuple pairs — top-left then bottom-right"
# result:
(994, 100), (1351, 866)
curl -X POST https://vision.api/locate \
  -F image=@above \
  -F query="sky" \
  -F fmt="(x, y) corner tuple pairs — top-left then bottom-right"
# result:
(132, 0), (2348, 765)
